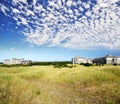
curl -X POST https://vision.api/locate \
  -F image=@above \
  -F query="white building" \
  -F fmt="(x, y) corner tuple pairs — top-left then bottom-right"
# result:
(93, 55), (120, 65)
(112, 57), (120, 64)
(106, 55), (114, 64)
(21, 60), (32, 64)
(3, 59), (11, 65)
(3, 58), (31, 65)
(72, 57), (92, 64)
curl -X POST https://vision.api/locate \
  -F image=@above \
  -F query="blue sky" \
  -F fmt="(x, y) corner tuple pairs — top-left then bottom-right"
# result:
(0, 0), (120, 62)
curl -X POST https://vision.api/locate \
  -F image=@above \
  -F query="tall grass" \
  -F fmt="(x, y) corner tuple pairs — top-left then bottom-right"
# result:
(0, 75), (39, 104)
(0, 65), (120, 104)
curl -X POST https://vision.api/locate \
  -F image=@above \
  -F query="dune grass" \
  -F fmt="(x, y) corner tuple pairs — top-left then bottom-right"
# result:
(0, 65), (120, 104)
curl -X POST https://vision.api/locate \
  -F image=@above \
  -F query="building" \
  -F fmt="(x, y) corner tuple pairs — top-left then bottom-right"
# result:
(3, 59), (11, 65)
(72, 57), (92, 64)
(72, 55), (120, 65)
(21, 60), (32, 64)
(92, 55), (120, 65)
(3, 58), (32, 65)
(11, 58), (23, 64)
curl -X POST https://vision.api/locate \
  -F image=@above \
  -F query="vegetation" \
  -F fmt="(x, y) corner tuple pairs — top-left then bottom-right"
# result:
(28, 61), (71, 68)
(0, 65), (120, 104)
(80, 63), (93, 67)
(1, 61), (71, 68)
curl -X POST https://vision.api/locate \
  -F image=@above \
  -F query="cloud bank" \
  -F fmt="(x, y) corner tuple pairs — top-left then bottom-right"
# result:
(0, 0), (120, 49)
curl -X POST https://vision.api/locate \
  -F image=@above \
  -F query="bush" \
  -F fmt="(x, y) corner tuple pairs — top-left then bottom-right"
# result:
(53, 63), (68, 68)
(113, 63), (117, 66)
(80, 63), (93, 67)
(27, 62), (53, 66)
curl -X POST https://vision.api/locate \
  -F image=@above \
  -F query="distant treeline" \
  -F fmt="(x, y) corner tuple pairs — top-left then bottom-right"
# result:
(2, 61), (114, 68)
(0, 61), (72, 68)
(28, 61), (72, 68)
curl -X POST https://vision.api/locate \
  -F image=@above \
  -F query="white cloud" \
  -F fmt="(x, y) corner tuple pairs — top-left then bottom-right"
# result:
(1, 0), (120, 49)
(84, 3), (90, 9)
(26, 10), (35, 16)
(0, 3), (9, 16)
(66, 0), (73, 7)
(16, 15), (28, 25)
(12, 0), (27, 5)
(86, 11), (91, 16)
(34, 4), (43, 11)
(33, 0), (37, 5)
(12, 8), (20, 13)
(79, 6), (84, 12)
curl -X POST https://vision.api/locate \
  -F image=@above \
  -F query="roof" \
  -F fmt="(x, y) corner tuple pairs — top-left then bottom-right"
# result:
(106, 55), (114, 58)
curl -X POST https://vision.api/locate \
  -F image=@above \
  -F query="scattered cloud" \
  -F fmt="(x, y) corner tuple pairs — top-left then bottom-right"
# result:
(0, 0), (120, 49)
(12, 8), (20, 13)
(0, 3), (9, 16)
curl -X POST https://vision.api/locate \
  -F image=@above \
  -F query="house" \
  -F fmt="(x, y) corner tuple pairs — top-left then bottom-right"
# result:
(3, 58), (32, 65)
(72, 57), (92, 64)
(92, 55), (120, 65)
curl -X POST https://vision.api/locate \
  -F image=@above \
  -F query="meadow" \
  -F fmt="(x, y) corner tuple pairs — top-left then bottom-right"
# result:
(0, 64), (120, 104)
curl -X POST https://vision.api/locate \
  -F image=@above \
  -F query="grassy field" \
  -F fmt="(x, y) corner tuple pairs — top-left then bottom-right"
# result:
(0, 65), (120, 104)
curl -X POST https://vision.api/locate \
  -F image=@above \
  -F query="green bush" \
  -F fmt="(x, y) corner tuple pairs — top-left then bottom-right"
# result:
(80, 63), (93, 67)
(113, 63), (117, 66)
(53, 62), (71, 68)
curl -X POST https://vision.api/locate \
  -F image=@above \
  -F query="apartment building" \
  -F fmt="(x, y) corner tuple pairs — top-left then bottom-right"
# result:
(3, 58), (31, 65)
(72, 57), (92, 64)
(92, 55), (120, 65)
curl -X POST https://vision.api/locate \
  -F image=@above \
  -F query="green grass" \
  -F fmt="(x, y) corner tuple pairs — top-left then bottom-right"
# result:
(0, 65), (120, 104)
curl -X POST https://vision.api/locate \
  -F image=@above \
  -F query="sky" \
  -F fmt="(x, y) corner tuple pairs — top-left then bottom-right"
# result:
(0, 0), (120, 62)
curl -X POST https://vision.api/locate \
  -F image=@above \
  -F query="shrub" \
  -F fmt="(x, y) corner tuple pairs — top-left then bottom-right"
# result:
(80, 63), (93, 67)
(113, 63), (117, 66)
